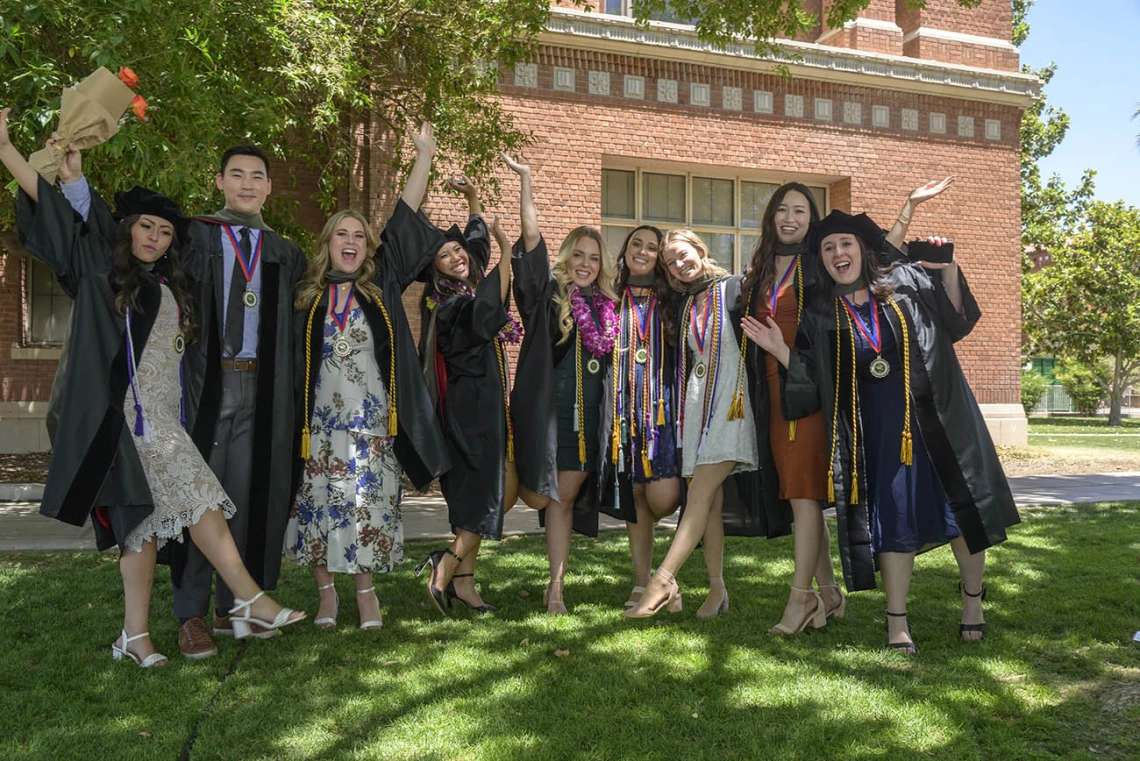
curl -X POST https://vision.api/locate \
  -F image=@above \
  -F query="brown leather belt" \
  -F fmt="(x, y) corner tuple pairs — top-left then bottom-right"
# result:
(221, 358), (259, 372)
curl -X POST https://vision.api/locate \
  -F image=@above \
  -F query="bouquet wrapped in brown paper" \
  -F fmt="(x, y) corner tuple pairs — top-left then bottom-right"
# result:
(28, 67), (138, 183)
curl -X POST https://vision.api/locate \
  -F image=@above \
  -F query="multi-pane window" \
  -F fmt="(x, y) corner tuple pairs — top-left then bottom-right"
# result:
(603, 0), (694, 24)
(25, 258), (72, 344)
(601, 168), (828, 273)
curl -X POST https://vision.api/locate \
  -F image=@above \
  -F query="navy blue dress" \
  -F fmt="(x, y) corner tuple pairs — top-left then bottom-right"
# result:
(852, 300), (961, 554)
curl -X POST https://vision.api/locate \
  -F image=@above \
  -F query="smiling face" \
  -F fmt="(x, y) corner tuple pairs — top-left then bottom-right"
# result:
(434, 240), (469, 281)
(130, 214), (175, 263)
(328, 215), (368, 274)
(820, 233), (863, 286)
(215, 154), (271, 215)
(623, 228), (660, 278)
(661, 239), (704, 284)
(567, 234), (602, 289)
(773, 189), (813, 245)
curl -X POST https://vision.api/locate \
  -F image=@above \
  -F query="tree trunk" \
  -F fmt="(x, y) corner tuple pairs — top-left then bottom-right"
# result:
(1109, 348), (1125, 426)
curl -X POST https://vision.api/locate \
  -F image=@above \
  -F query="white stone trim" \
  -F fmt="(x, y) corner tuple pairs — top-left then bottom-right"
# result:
(754, 90), (774, 114)
(817, 17), (903, 44)
(902, 26), (1018, 52)
(872, 105), (890, 127)
(657, 78), (678, 103)
(985, 119), (1002, 140)
(979, 403), (1027, 447)
(514, 62), (538, 88)
(542, 8), (1040, 107)
(624, 74), (645, 99)
(785, 94), (804, 117)
(958, 115), (975, 138)
(901, 108), (919, 131)
(690, 82), (711, 107)
(8, 343), (62, 361)
(814, 98), (832, 121)
(722, 86), (743, 110)
(843, 101), (862, 125)
(553, 66), (576, 92)
(588, 70), (611, 95)
(930, 112), (947, 134)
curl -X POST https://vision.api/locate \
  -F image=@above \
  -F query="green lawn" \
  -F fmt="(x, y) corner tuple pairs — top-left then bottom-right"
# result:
(1029, 416), (1140, 434)
(3, 503), (1140, 761)
(1028, 416), (1140, 451)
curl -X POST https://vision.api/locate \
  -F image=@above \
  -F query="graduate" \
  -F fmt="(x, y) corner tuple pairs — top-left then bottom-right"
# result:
(744, 209), (1019, 653)
(504, 154), (618, 615)
(1, 109), (304, 666)
(171, 144), (309, 658)
(624, 230), (760, 619)
(286, 123), (448, 629)
(731, 179), (953, 635)
(415, 170), (533, 614)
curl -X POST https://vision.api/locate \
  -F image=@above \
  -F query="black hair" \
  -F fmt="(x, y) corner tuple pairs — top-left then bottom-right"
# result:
(810, 233), (898, 311)
(613, 224), (678, 345)
(739, 182), (821, 307)
(111, 215), (197, 341)
(219, 145), (271, 178)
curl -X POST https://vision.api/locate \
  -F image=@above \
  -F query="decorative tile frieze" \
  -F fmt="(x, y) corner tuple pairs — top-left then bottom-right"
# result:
(958, 115), (975, 138)
(553, 67), (576, 92)
(754, 90), (774, 114)
(872, 105), (890, 128)
(690, 82), (711, 107)
(722, 86), (742, 111)
(985, 119), (1002, 141)
(814, 98), (832, 121)
(902, 108), (919, 131)
(930, 112), (947, 134)
(657, 78), (678, 103)
(843, 102), (862, 125)
(624, 75), (645, 99)
(588, 70), (611, 96)
(514, 63), (538, 88)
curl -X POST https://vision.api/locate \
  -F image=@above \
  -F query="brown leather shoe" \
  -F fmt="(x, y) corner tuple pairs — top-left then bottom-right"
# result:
(178, 617), (219, 660)
(212, 613), (280, 640)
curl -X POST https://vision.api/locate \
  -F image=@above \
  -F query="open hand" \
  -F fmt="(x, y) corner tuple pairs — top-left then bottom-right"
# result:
(741, 315), (787, 355)
(501, 152), (530, 177)
(408, 121), (436, 157)
(908, 176), (954, 206)
(48, 131), (82, 182)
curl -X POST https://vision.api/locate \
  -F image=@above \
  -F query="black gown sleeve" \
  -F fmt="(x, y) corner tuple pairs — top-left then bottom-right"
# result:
(511, 236), (554, 325)
(436, 270), (510, 355)
(463, 215), (491, 275)
(378, 199), (448, 292)
(16, 175), (110, 297)
(894, 261), (980, 343)
(782, 312), (827, 421)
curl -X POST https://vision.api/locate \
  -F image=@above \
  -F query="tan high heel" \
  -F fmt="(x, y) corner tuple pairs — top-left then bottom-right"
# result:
(696, 577), (729, 620)
(768, 586), (827, 635)
(543, 581), (568, 615)
(820, 583), (847, 619)
(622, 569), (683, 619)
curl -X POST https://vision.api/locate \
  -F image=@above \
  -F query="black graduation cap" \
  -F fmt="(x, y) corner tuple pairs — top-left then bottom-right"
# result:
(415, 222), (483, 283)
(113, 186), (191, 243)
(806, 209), (885, 256)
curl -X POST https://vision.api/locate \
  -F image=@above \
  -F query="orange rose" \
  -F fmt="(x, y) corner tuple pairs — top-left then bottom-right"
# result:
(130, 94), (149, 121)
(117, 66), (140, 90)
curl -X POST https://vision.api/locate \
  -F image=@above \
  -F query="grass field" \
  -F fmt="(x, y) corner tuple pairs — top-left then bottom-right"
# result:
(3, 502), (1139, 761)
(1028, 416), (1140, 452)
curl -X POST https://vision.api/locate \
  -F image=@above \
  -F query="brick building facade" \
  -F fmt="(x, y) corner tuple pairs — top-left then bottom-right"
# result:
(0, 0), (1036, 452)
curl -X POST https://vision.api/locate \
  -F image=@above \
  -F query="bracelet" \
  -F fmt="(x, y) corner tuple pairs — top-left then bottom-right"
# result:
(896, 215), (911, 227)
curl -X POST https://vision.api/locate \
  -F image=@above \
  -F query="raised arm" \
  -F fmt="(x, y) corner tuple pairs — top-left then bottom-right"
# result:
(885, 176), (954, 249)
(0, 108), (41, 201)
(502, 153), (539, 252)
(399, 121), (436, 212)
(449, 173), (482, 217)
(492, 216), (511, 305)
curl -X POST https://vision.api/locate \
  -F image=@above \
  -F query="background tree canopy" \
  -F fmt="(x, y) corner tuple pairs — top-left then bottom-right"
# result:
(0, 0), (985, 242)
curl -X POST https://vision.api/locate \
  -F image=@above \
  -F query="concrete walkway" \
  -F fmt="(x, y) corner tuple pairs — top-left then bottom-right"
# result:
(2, 472), (1138, 553)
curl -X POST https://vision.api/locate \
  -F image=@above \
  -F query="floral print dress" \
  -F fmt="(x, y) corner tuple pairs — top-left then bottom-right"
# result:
(285, 298), (403, 574)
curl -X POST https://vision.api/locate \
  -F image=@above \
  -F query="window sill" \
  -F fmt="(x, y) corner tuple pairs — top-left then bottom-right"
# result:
(9, 343), (62, 361)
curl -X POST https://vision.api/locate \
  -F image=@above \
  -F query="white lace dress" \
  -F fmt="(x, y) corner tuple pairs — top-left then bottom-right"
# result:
(123, 285), (236, 552)
(680, 280), (759, 477)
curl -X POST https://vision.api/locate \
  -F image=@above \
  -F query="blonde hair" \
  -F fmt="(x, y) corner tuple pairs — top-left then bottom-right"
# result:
(553, 226), (619, 345)
(294, 210), (384, 309)
(661, 228), (731, 292)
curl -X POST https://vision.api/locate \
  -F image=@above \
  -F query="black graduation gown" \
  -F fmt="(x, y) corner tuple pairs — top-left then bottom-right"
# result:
(597, 290), (680, 524)
(18, 176), (162, 550)
(294, 200), (449, 499)
(511, 237), (608, 537)
(782, 263), (1020, 591)
(179, 216), (307, 590)
(433, 267), (512, 540)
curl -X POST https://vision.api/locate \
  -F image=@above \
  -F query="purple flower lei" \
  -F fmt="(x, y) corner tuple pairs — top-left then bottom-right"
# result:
(569, 286), (617, 356)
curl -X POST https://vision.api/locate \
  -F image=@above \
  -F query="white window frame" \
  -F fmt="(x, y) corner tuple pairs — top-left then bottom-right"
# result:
(601, 164), (831, 273)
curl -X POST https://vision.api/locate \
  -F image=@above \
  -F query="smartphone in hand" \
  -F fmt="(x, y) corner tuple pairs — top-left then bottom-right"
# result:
(907, 239), (954, 264)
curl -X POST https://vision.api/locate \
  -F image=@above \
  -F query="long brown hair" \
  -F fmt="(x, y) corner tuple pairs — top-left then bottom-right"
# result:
(739, 182), (822, 306)
(111, 215), (196, 340)
(294, 210), (384, 310)
(810, 233), (897, 310)
(661, 229), (730, 293)
(614, 224), (678, 344)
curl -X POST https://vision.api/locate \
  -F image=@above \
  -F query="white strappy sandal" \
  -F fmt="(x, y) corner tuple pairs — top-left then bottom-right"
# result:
(357, 587), (383, 630)
(229, 591), (306, 639)
(111, 630), (168, 668)
(314, 582), (339, 630)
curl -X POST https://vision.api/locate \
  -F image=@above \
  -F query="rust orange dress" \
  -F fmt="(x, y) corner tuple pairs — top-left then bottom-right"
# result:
(755, 279), (829, 501)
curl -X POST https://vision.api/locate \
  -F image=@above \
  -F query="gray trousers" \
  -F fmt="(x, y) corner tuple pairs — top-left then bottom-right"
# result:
(172, 367), (258, 619)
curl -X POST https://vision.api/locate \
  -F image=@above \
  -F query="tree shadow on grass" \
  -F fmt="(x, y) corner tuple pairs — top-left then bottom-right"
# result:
(2, 502), (1139, 760)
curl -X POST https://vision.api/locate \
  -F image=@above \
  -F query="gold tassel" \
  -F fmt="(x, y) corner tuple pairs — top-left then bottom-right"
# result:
(642, 449), (652, 478)
(851, 476), (859, 505)
(579, 436), (586, 466)
(300, 427), (311, 460)
(388, 406), (398, 437)
(657, 398), (665, 426)
(611, 426), (621, 464)
(827, 470), (835, 503)
(727, 391), (744, 421)
(507, 435), (515, 463)
(788, 420), (796, 441)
